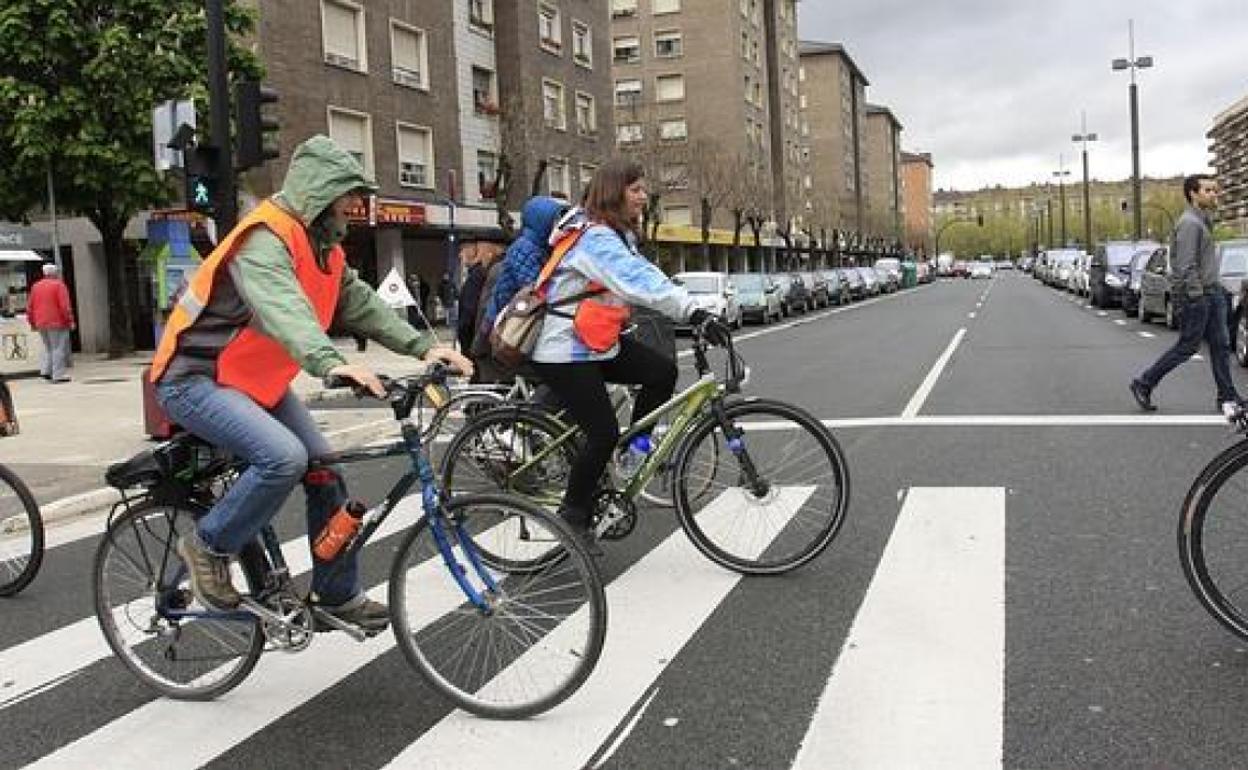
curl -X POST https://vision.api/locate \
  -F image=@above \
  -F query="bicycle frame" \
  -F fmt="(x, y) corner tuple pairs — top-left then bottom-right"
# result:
(505, 374), (721, 501)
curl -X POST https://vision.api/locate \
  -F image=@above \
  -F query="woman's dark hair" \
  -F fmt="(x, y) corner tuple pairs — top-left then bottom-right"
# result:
(1184, 174), (1215, 203)
(584, 158), (645, 234)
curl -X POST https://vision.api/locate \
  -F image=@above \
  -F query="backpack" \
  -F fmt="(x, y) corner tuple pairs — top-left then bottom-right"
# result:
(489, 228), (599, 369)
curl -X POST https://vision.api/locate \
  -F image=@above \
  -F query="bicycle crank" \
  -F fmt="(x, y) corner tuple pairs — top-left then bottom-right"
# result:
(592, 490), (637, 541)
(241, 590), (316, 652)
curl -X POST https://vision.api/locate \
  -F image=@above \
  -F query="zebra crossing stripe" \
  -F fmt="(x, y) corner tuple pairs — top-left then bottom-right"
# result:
(792, 487), (1005, 769)
(383, 486), (816, 770)
(0, 499), (422, 711)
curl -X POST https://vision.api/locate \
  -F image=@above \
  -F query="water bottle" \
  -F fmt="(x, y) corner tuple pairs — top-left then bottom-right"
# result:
(619, 434), (652, 478)
(313, 500), (367, 561)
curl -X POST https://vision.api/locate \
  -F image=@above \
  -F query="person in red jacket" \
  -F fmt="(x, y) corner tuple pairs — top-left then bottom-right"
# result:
(26, 264), (75, 383)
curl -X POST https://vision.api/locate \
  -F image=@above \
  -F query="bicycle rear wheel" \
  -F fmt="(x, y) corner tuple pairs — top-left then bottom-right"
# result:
(421, 388), (506, 452)
(389, 493), (607, 719)
(440, 405), (576, 503)
(1179, 440), (1248, 640)
(0, 464), (42, 597)
(93, 500), (265, 700)
(672, 398), (849, 575)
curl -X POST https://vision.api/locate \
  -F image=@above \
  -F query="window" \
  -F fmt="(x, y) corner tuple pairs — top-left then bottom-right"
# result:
(616, 123), (643, 144)
(614, 78), (642, 107)
(579, 163), (597, 195)
(660, 163), (689, 190)
(469, 0), (493, 31)
(389, 22), (427, 89)
(664, 205), (693, 226)
(477, 150), (498, 199)
(799, 94), (807, 110)
(659, 118), (687, 141)
(613, 35), (640, 64)
(328, 107), (373, 176)
(653, 0), (681, 13)
(655, 74), (685, 103)
(654, 30), (682, 58)
(572, 21), (593, 67)
(472, 67), (497, 115)
(575, 92), (597, 136)
(538, 4), (562, 53)
(547, 157), (570, 199)
(322, 0), (366, 72)
(611, 0), (638, 18)
(542, 79), (566, 130)
(741, 31), (749, 60)
(395, 123), (432, 188)
(799, 65), (806, 82)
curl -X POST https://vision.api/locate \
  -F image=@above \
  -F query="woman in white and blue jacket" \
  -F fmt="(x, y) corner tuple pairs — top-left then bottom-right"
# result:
(532, 158), (730, 544)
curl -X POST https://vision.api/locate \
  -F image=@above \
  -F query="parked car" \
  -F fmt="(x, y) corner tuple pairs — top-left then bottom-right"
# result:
(673, 271), (742, 328)
(732, 272), (783, 324)
(874, 258), (902, 292)
(773, 273), (810, 315)
(1067, 252), (1091, 296)
(838, 267), (866, 300)
(952, 260), (971, 278)
(1090, 240), (1160, 309)
(1214, 240), (1248, 365)
(969, 261), (994, 279)
(1138, 246), (1179, 328)
(1119, 247), (1154, 318)
(801, 271), (832, 308)
(1045, 249), (1082, 289)
(856, 266), (882, 296)
(996, 260), (1014, 270)
(821, 269), (851, 304)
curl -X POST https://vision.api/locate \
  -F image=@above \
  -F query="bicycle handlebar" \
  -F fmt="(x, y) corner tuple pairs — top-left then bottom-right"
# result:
(691, 319), (748, 394)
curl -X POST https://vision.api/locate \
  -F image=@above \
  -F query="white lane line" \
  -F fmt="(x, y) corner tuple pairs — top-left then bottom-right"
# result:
(721, 287), (920, 350)
(901, 329), (967, 419)
(0, 499), (422, 711)
(1192, 354), (1205, 361)
(1139, 331), (1156, 339)
(793, 487), (1004, 770)
(1097, 311), (1109, 317)
(968, 312), (977, 319)
(387, 487), (816, 770)
(1114, 319), (1128, 326)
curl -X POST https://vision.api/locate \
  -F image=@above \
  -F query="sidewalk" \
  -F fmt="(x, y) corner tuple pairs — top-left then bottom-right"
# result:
(0, 337), (446, 528)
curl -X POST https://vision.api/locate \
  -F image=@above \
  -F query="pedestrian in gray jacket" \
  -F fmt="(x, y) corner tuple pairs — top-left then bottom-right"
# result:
(1130, 174), (1240, 414)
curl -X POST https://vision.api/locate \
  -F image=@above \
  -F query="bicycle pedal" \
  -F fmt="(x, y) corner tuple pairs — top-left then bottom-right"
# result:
(309, 606), (370, 642)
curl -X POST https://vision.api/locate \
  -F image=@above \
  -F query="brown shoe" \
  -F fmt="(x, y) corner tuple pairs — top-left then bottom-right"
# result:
(176, 533), (242, 609)
(316, 595), (390, 633)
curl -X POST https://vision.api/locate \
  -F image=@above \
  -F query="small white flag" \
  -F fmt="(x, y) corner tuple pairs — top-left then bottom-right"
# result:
(376, 266), (417, 308)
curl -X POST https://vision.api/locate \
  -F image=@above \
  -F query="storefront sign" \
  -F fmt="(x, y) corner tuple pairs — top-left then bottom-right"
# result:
(344, 198), (426, 227)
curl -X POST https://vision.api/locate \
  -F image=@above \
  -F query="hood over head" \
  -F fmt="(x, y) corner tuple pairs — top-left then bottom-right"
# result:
(276, 135), (378, 225)
(519, 196), (571, 243)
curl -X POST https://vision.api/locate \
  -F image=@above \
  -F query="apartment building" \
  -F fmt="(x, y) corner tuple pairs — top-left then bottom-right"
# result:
(763, 0), (803, 227)
(492, 0), (615, 209)
(797, 41), (869, 234)
(901, 151), (934, 253)
(864, 104), (903, 240)
(610, 0), (786, 230)
(1210, 94), (1248, 235)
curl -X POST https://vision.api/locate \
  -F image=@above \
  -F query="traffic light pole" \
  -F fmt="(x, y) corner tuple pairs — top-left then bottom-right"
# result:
(206, 0), (237, 232)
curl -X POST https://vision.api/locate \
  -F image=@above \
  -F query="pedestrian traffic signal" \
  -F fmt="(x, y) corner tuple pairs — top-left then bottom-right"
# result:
(184, 145), (220, 215)
(234, 81), (280, 171)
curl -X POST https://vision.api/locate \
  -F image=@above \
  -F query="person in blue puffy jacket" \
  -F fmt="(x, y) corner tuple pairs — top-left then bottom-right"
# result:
(483, 196), (571, 329)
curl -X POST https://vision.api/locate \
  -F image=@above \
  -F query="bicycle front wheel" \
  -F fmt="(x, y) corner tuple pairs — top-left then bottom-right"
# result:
(93, 500), (265, 700)
(672, 399), (850, 575)
(440, 405), (576, 503)
(389, 493), (607, 719)
(0, 465), (42, 597)
(1179, 440), (1248, 640)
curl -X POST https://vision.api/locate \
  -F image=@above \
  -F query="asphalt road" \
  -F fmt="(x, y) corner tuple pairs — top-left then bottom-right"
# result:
(5, 273), (1248, 769)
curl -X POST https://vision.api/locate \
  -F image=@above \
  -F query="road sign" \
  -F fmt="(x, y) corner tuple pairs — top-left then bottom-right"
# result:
(152, 99), (196, 171)
(376, 267), (416, 308)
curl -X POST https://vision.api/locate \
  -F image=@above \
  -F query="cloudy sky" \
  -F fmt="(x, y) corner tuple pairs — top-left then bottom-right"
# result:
(798, 0), (1248, 191)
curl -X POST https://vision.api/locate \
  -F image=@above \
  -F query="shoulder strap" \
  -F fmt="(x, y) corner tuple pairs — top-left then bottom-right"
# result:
(536, 227), (588, 288)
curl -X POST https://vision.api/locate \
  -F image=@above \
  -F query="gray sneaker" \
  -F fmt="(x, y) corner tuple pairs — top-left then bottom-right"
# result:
(176, 533), (242, 609)
(316, 595), (390, 634)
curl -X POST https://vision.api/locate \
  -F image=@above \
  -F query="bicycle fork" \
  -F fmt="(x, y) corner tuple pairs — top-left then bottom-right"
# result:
(714, 402), (771, 498)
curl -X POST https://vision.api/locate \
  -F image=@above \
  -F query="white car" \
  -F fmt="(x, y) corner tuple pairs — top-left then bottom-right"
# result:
(970, 262), (994, 279)
(673, 271), (742, 328)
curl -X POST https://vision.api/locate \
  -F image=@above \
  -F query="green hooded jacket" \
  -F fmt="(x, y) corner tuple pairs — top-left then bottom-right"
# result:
(164, 135), (433, 383)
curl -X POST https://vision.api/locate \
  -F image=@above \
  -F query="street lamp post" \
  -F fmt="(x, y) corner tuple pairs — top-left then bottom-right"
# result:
(1112, 19), (1153, 241)
(1052, 156), (1071, 247)
(1072, 112), (1098, 250)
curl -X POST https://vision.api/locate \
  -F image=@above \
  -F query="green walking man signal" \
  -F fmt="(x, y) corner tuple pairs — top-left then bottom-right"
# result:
(184, 145), (220, 215)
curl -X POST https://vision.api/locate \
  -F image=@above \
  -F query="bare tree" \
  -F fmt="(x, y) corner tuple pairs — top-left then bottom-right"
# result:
(685, 138), (739, 270)
(620, 128), (691, 244)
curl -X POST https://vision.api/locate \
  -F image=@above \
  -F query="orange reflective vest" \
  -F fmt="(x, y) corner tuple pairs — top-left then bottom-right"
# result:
(150, 200), (345, 408)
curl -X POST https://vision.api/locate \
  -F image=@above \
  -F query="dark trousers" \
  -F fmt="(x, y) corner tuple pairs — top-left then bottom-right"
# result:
(1139, 290), (1239, 404)
(533, 337), (678, 524)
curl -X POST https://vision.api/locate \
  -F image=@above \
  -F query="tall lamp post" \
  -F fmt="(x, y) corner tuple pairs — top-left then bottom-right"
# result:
(1052, 157), (1071, 247)
(1072, 112), (1098, 251)
(1112, 19), (1153, 241)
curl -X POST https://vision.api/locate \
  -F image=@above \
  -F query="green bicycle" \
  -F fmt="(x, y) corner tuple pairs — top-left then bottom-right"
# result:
(439, 325), (850, 575)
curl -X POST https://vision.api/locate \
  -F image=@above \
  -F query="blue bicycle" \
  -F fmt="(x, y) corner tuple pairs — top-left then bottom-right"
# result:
(92, 366), (607, 719)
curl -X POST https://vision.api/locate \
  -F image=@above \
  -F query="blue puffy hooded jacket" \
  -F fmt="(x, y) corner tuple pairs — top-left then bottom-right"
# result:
(483, 196), (569, 325)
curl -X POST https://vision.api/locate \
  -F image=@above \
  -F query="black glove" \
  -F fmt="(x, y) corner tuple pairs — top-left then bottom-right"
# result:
(688, 308), (732, 347)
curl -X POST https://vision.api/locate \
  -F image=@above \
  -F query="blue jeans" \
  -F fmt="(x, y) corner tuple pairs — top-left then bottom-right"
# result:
(1138, 290), (1240, 404)
(155, 376), (360, 604)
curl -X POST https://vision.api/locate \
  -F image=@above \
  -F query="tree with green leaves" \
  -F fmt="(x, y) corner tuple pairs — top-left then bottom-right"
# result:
(0, 0), (260, 355)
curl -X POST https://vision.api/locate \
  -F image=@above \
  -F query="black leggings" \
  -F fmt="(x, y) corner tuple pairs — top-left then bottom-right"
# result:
(533, 337), (678, 525)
